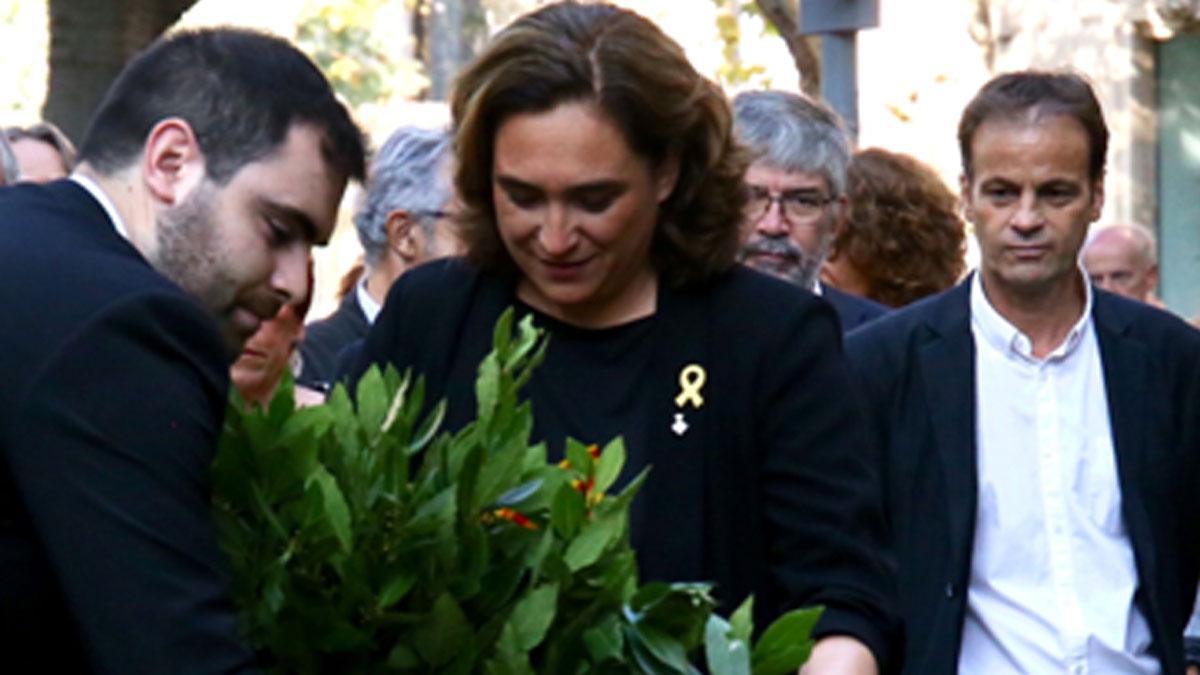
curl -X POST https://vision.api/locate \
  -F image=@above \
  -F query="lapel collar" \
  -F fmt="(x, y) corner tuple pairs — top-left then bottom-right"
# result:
(916, 281), (978, 553)
(1092, 292), (1158, 599)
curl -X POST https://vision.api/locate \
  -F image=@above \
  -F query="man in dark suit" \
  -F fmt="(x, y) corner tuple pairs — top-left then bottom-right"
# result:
(847, 71), (1200, 674)
(297, 126), (460, 393)
(733, 90), (887, 333)
(0, 29), (365, 672)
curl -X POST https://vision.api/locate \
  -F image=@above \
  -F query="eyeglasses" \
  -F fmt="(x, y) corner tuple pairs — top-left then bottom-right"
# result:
(412, 209), (455, 220)
(745, 185), (836, 223)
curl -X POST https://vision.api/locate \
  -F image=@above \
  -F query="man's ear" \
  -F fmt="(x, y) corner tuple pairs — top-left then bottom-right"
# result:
(959, 173), (975, 223)
(385, 209), (420, 262)
(1088, 176), (1106, 222)
(142, 118), (207, 206)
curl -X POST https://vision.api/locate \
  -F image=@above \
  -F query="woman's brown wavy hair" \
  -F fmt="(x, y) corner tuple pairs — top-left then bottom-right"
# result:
(834, 148), (966, 307)
(449, 1), (748, 288)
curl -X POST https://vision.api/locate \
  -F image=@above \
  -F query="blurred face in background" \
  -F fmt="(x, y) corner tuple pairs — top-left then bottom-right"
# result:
(11, 137), (69, 184)
(231, 301), (306, 407)
(739, 163), (841, 289)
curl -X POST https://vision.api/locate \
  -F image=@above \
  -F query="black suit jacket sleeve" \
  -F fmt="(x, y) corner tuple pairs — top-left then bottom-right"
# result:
(755, 293), (898, 668)
(5, 292), (258, 674)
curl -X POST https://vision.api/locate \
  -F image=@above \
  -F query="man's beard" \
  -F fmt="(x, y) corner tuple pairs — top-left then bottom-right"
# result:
(741, 235), (830, 290)
(152, 183), (242, 355)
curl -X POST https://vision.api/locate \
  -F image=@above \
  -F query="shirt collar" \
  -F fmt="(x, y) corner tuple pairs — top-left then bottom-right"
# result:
(970, 268), (1093, 362)
(357, 277), (382, 324)
(70, 173), (129, 240)
(812, 279), (824, 296)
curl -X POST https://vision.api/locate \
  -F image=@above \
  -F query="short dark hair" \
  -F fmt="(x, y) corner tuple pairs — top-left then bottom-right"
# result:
(958, 71), (1108, 182)
(79, 28), (365, 184)
(450, 0), (747, 289)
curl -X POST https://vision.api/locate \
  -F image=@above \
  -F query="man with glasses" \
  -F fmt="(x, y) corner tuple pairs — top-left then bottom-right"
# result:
(733, 90), (887, 332)
(297, 125), (461, 392)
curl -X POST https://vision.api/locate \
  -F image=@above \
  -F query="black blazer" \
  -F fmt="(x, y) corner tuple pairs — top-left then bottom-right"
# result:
(297, 290), (369, 390)
(0, 181), (257, 673)
(822, 284), (888, 333)
(350, 258), (901, 668)
(845, 279), (1200, 675)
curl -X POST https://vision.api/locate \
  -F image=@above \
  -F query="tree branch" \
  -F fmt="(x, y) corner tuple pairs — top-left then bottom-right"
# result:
(754, 0), (820, 95)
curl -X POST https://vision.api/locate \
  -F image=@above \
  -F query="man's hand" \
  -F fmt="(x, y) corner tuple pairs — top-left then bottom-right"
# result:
(799, 636), (877, 675)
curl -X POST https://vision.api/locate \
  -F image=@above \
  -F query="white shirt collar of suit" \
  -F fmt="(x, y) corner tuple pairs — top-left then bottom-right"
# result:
(357, 278), (381, 325)
(70, 173), (129, 241)
(969, 268), (1093, 363)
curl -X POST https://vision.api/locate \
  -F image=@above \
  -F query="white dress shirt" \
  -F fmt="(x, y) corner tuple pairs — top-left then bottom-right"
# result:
(960, 272), (1158, 674)
(356, 278), (382, 325)
(70, 173), (128, 240)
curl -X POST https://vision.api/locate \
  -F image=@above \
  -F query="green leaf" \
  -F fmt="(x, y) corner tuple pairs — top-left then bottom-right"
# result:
(749, 606), (823, 675)
(413, 593), (474, 666)
(583, 614), (624, 662)
(563, 510), (624, 571)
(593, 437), (626, 494)
(729, 596), (754, 643)
(507, 583), (558, 650)
(495, 478), (543, 507)
(705, 615), (751, 675)
(550, 482), (586, 539)
(354, 365), (388, 436)
(624, 623), (691, 674)
(378, 572), (416, 610)
(493, 306), (515, 359)
(565, 438), (595, 476)
(476, 353), (501, 419)
(305, 465), (352, 553)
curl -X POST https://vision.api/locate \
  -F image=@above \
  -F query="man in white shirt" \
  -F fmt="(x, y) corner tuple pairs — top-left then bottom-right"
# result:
(845, 71), (1200, 674)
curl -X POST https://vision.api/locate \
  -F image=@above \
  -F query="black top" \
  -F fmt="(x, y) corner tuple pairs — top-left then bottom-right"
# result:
(517, 301), (653, 490)
(348, 258), (900, 669)
(0, 180), (257, 673)
(822, 284), (888, 333)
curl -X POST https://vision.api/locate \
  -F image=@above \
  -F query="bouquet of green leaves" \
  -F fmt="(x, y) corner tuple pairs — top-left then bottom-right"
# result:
(213, 309), (820, 673)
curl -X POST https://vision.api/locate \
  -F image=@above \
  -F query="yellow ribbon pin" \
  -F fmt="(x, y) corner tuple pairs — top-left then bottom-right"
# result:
(674, 364), (706, 409)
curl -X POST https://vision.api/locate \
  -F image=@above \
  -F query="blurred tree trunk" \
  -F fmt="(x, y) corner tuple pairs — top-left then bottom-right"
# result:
(754, 0), (821, 96)
(44, 0), (197, 145)
(414, 0), (486, 100)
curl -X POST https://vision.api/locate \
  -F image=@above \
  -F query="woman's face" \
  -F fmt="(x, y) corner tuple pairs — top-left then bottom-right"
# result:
(491, 100), (678, 327)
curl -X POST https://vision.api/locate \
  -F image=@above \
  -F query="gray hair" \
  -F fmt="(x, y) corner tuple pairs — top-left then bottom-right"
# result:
(5, 121), (77, 171)
(0, 134), (18, 185)
(354, 126), (453, 266)
(732, 90), (851, 197)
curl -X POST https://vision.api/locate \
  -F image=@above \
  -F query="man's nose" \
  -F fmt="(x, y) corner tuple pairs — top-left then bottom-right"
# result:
(1010, 192), (1044, 233)
(755, 201), (790, 237)
(272, 246), (309, 306)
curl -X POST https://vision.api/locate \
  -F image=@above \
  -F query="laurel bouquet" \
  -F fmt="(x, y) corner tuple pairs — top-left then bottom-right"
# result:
(212, 309), (820, 674)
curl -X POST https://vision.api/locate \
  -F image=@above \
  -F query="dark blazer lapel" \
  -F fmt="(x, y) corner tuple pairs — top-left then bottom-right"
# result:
(1093, 294), (1160, 622)
(916, 283), (978, 563)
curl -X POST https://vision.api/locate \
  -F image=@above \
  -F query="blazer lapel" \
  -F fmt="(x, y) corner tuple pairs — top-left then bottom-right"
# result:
(917, 283), (978, 564)
(1093, 294), (1160, 622)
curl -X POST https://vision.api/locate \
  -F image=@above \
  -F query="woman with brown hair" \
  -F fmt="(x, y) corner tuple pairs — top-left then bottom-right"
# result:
(824, 148), (966, 308)
(351, 3), (897, 669)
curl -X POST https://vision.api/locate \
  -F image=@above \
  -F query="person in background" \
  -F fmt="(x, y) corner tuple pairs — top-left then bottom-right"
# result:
(847, 70), (1200, 674)
(4, 121), (76, 183)
(0, 27), (364, 673)
(733, 89), (887, 332)
(232, 265), (315, 408)
(824, 147), (966, 308)
(0, 133), (18, 185)
(351, 3), (899, 672)
(297, 125), (459, 393)
(1082, 223), (1160, 305)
